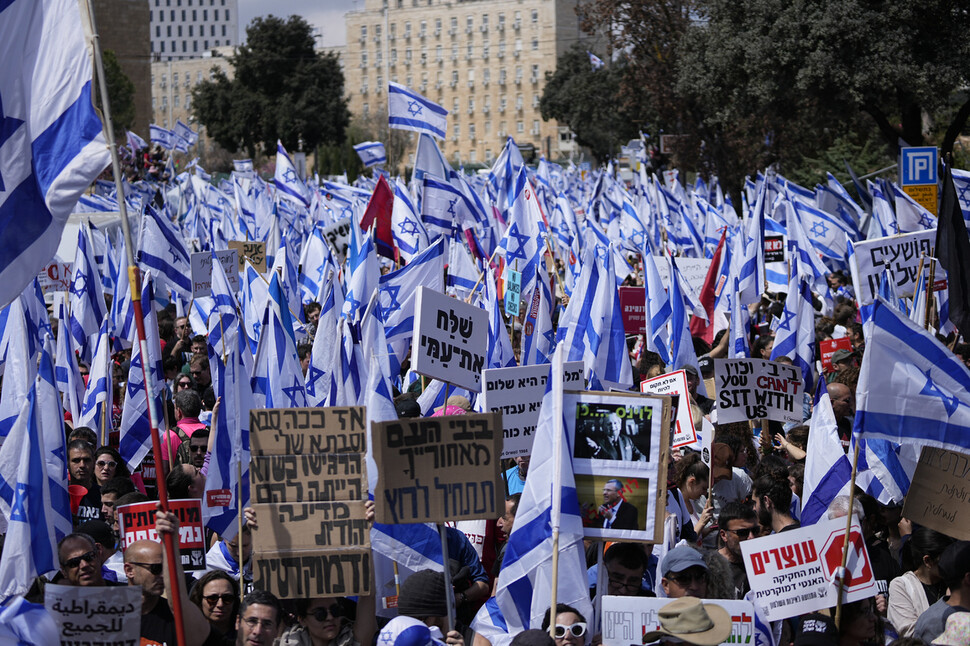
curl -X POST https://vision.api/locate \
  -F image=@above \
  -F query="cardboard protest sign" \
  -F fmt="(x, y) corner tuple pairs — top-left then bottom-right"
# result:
(410, 287), (488, 392)
(45, 584), (141, 646)
(504, 268), (521, 316)
(568, 391), (671, 543)
(38, 261), (72, 293)
(228, 240), (266, 273)
(116, 499), (207, 571)
(190, 248), (239, 298)
(741, 516), (877, 621)
(601, 596), (755, 646)
(902, 447), (970, 540)
(849, 229), (936, 304)
(480, 361), (584, 458)
(249, 407), (366, 455)
(819, 337), (853, 373)
(618, 286), (646, 335)
(250, 406), (371, 599)
(640, 370), (696, 449)
(714, 359), (805, 424)
(373, 412), (503, 524)
(322, 217), (352, 262)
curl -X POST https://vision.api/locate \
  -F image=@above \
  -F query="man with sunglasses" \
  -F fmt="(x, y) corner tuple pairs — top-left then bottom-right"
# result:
(716, 502), (759, 599)
(58, 533), (111, 587)
(659, 545), (708, 599)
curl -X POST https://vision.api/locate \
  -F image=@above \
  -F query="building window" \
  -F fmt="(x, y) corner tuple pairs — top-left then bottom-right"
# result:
(174, 95), (180, 108)
(361, 25), (367, 39)
(483, 69), (490, 83)
(404, 48), (411, 61)
(466, 43), (473, 59)
(531, 9), (538, 23)
(453, 98), (460, 112)
(469, 150), (477, 161)
(468, 98), (474, 113)
(177, 25), (182, 36)
(469, 123), (475, 140)
(363, 102), (369, 115)
(517, 121), (524, 133)
(193, 40), (198, 52)
(466, 15), (473, 31)
(203, 9), (207, 19)
(532, 94), (540, 108)
(533, 119), (540, 134)
(362, 52), (369, 66)
(436, 45), (442, 61)
(532, 39), (538, 50)
(204, 39), (209, 49)
(221, 25), (226, 36)
(391, 48), (398, 63)
(404, 21), (411, 37)
(419, 20), (426, 37)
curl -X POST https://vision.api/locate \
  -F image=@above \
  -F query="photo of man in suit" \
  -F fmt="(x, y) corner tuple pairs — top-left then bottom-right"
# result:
(585, 413), (644, 461)
(594, 478), (640, 530)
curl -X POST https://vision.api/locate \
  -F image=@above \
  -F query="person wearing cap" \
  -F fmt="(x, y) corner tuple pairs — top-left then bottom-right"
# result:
(913, 541), (970, 643)
(793, 613), (838, 646)
(397, 569), (474, 645)
(641, 598), (732, 646)
(660, 545), (708, 599)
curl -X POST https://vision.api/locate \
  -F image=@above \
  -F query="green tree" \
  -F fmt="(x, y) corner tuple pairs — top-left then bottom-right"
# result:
(96, 49), (135, 139)
(539, 45), (641, 162)
(192, 15), (350, 158)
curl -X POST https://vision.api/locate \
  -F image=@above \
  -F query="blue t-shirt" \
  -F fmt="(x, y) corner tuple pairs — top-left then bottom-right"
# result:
(505, 466), (526, 495)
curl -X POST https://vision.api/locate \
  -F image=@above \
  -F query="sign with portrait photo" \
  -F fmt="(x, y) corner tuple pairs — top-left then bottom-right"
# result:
(567, 391), (671, 543)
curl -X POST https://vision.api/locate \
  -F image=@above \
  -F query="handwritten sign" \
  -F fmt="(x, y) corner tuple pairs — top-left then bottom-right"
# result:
(228, 240), (266, 273)
(819, 337), (853, 373)
(618, 286), (646, 335)
(902, 447), (970, 540)
(189, 249), (239, 298)
(504, 269), (522, 317)
(741, 516), (876, 620)
(251, 454), (366, 503)
(45, 584), (141, 646)
(411, 287), (488, 392)
(250, 502), (370, 550)
(249, 407), (366, 455)
(714, 359), (805, 424)
(481, 361), (584, 458)
(322, 217), (352, 263)
(601, 596), (755, 646)
(849, 229), (936, 305)
(38, 262), (73, 293)
(640, 370), (696, 449)
(373, 412), (503, 524)
(654, 257), (712, 295)
(116, 499), (207, 571)
(253, 549), (371, 599)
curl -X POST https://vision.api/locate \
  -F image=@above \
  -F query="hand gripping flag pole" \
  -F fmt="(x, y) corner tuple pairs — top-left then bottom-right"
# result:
(81, 3), (187, 645)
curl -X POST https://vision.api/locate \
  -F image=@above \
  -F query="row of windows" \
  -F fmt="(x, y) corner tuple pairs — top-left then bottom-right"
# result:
(153, 8), (231, 22)
(155, 24), (227, 38)
(153, 94), (192, 110)
(153, 70), (214, 87)
(152, 38), (223, 54)
(360, 9), (538, 43)
(363, 38), (536, 61)
(154, 0), (227, 6)
(361, 64), (542, 87)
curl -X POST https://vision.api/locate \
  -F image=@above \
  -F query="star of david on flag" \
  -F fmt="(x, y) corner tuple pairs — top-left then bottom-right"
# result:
(388, 82), (448, 140)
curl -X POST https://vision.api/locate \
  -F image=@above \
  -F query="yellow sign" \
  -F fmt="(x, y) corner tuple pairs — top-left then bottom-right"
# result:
(903, 184), (938, 216)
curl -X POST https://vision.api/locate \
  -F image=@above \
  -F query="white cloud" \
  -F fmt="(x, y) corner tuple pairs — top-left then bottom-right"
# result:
(237, 0), (356, 47)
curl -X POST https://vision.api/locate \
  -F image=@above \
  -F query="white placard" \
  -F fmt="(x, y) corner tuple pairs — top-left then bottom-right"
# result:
(45, 583), (142, 645)
(322, 217), (353, 262)
(481, 361), (584, 458)
(411, 286), (488, 392)
(654, 257), (712, 295)
(740, 516), (877, 621)
(190, 248), (239, 298)
(713, 359), (805, 424)
(849, 228), (936, 305)
(602, 596), (756, 646)
(38, 261), (73, 293)
(640, 370), (696, 449)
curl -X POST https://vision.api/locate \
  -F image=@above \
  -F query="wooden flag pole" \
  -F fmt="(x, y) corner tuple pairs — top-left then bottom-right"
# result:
(465, 246), (503, 304)
(925, 258), (937, 331)
(548, 346), (566, 639)
(834, 440), (862, 630)
(237, 459), (246, 606)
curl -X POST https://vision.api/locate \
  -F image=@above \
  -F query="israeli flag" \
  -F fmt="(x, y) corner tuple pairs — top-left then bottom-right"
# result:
(353, 141), (387, 167)
(769, 264), (816, 392)
(174, 119), (198, 147)
(54, 294), (85, 422)
(391, 178), (431, 262)
(0, 0), (111, 307)
(138, 205), (192, 300)
(69, 225), (108, 363)
(126, 130), (147, 151)
(274, 140), (311, 208)
(588, 51), (605, 70)
(76, 316), (112, 432)
(251, 272), (307, 410)
(388, 82), (448, 140)
(149, 123), (175, 149)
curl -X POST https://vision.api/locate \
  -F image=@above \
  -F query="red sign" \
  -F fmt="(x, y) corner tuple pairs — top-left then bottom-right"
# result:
(117, 499), (207, 571)
(764, 236), (784, 263)
(821, 528), (876, 594)
(618, 286), (646, 335)
(207, 489), (232, 507)
(819, 337), (853, 373)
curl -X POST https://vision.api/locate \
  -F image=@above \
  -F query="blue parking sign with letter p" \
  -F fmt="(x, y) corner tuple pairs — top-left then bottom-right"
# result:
(900, 147), (938, 186)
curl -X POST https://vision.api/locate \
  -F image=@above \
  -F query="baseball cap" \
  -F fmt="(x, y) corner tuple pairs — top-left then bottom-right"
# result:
(830, 349), (855, 364)
(794, 614), (838, 646)
(661, 545), (707, 576)
(377, 616), (445, 646)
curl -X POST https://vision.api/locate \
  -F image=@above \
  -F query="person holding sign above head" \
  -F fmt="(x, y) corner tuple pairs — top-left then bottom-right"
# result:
(594, 479), (640, 530)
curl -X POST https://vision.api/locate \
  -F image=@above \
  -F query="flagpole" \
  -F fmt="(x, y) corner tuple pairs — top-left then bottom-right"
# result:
(465, 246), (503, 304)
(924, 257), (936, 331)
(237, 459), (245, 606)
(548, 344), (565, 639)
(82, 3), (187, 645)
(438, 523), (455, 633)
(834, 440), (861, 630)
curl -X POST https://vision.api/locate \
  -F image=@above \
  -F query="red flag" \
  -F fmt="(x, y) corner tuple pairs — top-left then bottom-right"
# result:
(360, 175), (395, 259)
(689, 229), (726, 344)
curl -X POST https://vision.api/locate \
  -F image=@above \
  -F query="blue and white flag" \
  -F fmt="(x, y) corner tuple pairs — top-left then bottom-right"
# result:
(481, 268), (517, 370)
(126, 130), (147, 152)
(69, 226), (108, 363)
(0, 596), (60, 643)
(274, 141), (311, 208)
(588, 51), (605, 70)
(0, 0), (111, 310)
(668, 256), (703, 386)
(149, 124), (175, 149)
(854, 297), (970, 456)
(388, 82), (448, 140)
(801, 380), (851, 525)
(769, 266), (816, 392)
(252, 272), (307, 410)
(498, 168), (545, 301)
(39, 334), (72, 542)
(392, 178), (431, 262)
(728, 279), (751, 359)
(737, 179), (767, 305)
(241, 260), (269, 355)
(640, 246), (671, 364)
(520, 261), (555, 366)
(118, 275), (167, 472)
(342, 227), (379, 323)
(0, 297), (36, 440)
(174, 119), (198, 147)
(891, 183), (937, 233)
(353, 141), (387, 168)
(138, 205), (192, 300)
(76, 316), (112, 433)
(54, 294), (85, 422)
(447, 236), (481, 300)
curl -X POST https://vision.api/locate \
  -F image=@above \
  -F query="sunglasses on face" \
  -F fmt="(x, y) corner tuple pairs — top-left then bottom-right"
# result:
(726, 527), (758, 539)
(96, 460), (117, 469)
(309, 604), (346, 622)
(130, 561), (164, 576)
(177, 382), (192, 388)
(554, 623), (587, 639)
(190, 445), (207, 453)
(204, 593), (236, 607)
(62, 550), (97, 569)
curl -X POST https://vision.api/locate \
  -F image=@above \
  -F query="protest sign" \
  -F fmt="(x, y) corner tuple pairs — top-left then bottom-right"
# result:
(116, 499), (206, 571)
(251, 501), (370, 549)
(618, 286), (646, 335)
(249, 407), (366, 455)
(480, 361), (584, 458)
(714, 359), (805, 424)
(764, 235), (785, 263)
(569, 391), (671, 543)
(654, 257), (711, 295)
(849, 229), (936, 304)
(902, 447), (970, 540)
(45, 584), (141, 646)
(410, 286), (488, 392)
(819, 337), (853, 373)
(372, 412), (503, 524)
(38, 261), (72, 293)
(253, 548), (372, 599)
(251, 453), (367, 503)
(228, 240), (266, 273)
(322, 217), (352, 262)
(601, 596), (755, 646)
(640, 370), (696, 449)
(190, 248), (239, 298)
(504, 268), (521, 316)
(741, 516), (877, 621)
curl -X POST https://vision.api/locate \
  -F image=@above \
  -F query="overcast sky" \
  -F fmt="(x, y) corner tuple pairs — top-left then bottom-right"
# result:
(237, 0), (358, 47)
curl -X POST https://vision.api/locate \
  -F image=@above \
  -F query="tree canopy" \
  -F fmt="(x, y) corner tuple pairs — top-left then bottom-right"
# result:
(192, 15), (350, 158)
(97, 50), (135, 139)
